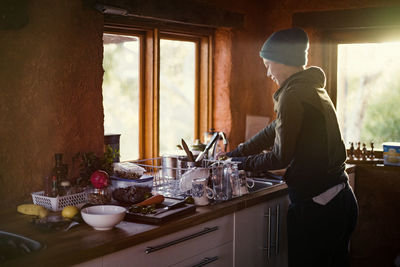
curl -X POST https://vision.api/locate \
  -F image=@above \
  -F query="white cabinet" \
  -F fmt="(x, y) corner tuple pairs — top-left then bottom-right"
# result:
(101, 214), (233, 267)
(75, 192), (290, 267)
(234, 195), (289, 267)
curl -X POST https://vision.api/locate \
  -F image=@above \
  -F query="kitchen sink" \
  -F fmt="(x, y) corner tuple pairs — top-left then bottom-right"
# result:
(248, 178), (284, 193)
(0, 230), (44, 263)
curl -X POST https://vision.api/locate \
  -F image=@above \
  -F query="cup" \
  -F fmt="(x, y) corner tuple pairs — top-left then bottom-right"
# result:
(210, 164), (232, 202)
(191, 177), (215, 206)
(237, 170), (255, 196)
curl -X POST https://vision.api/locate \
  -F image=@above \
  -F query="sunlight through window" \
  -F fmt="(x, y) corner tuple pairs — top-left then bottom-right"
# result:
(337, 42), (400, 149)
(159, 39), (196, 155)
(103, 33), (140, 160)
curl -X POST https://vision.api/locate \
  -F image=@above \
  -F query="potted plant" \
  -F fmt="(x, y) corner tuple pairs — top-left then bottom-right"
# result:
(73, 145), (119, 187)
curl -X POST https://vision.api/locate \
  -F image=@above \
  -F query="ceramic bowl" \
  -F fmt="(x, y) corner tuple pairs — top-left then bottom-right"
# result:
(81, 205), (126, 231)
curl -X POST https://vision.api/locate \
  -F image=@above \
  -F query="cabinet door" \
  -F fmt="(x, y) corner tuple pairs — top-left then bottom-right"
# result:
(270, 195), (289, 267)
(103, 214), (233, 267)
(234, 203), (266, 267)
(234, 194), (289, 267)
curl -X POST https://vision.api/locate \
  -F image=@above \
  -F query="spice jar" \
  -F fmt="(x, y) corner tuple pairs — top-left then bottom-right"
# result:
(59, 180), (72, 196)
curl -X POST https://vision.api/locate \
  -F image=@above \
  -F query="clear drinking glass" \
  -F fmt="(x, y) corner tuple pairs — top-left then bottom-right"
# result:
(211, 163), (232, 202)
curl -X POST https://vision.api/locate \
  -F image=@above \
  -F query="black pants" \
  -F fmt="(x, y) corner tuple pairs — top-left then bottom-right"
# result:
(287, 183), (358, 267)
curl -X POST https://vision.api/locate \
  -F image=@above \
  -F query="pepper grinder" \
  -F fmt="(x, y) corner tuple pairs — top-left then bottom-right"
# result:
(370, 141), (375, 159)
(348, 142), (355, 160)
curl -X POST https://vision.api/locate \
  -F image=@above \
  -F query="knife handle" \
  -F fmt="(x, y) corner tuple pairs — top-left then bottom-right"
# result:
(169, 199), (187, 209)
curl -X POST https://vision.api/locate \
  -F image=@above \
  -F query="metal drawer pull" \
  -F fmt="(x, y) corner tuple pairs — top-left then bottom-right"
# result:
(262, 207), (272, 260)
(275, 204), (280, 255)
(145, 226), (219, 254)
(191, 256), (219, 267)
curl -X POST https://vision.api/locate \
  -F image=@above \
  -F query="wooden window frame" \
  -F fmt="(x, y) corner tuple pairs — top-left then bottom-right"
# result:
(104, 18), (213, 160)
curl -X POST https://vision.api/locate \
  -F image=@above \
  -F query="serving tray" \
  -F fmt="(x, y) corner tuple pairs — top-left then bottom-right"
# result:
(124, 199), (196, 225)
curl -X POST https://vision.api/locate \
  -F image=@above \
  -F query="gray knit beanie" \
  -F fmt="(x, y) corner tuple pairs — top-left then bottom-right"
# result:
(259, 28), (309, 66)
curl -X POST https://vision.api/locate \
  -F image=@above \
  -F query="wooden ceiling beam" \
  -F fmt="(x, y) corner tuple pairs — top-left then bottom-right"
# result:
(85, 0), (244, 28)
(293, 7), (400, 30)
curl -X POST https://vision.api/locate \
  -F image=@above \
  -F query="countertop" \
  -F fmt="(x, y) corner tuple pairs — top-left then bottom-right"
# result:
(0, 183), (288, 266)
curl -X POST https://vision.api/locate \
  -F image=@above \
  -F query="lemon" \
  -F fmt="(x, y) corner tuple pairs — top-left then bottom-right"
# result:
(62, 206), (79, 219)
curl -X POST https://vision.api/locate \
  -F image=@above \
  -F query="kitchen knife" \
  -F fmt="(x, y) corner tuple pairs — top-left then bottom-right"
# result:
(153, 199), (187, 216)
(181, 138), (195, 162)
(195, 132), (219, 162)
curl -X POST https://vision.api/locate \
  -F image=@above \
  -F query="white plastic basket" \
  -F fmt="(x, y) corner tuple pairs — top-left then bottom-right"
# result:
(31, 191), (88, 211)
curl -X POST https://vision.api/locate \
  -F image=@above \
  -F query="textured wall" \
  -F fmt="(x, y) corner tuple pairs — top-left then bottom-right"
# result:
(0, 0), (104, 207)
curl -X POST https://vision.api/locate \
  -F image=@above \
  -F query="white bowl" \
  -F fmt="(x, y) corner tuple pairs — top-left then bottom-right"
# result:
(81, 205), (126, 231)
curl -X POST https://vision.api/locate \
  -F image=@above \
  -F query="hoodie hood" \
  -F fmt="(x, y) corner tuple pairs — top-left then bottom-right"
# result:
(274, 66), (326, 101)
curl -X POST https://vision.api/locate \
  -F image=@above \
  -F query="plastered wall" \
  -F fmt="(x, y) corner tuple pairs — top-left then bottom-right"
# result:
(0, 0), (104, 207)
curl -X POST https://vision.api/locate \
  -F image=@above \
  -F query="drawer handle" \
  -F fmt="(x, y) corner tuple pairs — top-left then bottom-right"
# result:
(145, 226), (219, 254)
(275, 204), (280, 255)
(191, 256), (219, 267)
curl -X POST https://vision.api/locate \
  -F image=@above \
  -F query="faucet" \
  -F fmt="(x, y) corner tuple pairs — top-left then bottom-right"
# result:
(219, 132), (228, 152)
(195, 131), (229, 162)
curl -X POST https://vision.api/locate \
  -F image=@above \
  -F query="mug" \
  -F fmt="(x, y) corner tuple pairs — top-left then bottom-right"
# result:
(191, 177), (215, 206)
(232, 170), (254, 196)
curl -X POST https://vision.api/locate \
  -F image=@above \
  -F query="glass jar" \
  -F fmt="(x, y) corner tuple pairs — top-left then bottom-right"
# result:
(86, 187), (112, 205)
(59, 180), (71, 196)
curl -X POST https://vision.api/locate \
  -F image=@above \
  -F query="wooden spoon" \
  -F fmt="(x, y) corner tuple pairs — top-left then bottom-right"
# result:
(181, 139), (195, 162)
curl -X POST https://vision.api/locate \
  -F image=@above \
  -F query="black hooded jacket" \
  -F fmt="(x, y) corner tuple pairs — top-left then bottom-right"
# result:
(227, 67), (348, 202)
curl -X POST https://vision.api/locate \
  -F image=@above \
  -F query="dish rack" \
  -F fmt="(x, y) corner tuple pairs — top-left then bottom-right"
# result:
(131, 157), (232, 199)
(132, 157), (215, 199)
(31, 191), (87, 211)
(131, 157), (182, 199)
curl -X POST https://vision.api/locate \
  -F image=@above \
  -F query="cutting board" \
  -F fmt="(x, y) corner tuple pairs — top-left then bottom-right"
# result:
(124, 199), (196, 225)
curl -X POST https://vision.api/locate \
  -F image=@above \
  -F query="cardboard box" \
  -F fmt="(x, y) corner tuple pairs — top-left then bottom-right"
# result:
(383, 142), (400, 166)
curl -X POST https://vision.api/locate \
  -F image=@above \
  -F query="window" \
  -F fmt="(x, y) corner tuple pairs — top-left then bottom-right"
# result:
(159, 39), (196, 154)
(103, 33), (140, 160)
(102, 22), (212, 160)
(337, 42), (400, 149)
(322, 28), (400, 151)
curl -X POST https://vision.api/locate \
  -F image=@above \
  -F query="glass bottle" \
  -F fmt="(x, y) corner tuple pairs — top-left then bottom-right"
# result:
(44, 175), (52, 196)
(52, 153), (68, 190)
(53, 153), (64, 183)
(51, 175), (59, 197)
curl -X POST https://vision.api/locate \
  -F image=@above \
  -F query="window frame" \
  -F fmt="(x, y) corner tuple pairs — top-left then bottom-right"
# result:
(103, 17), (213, 160)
